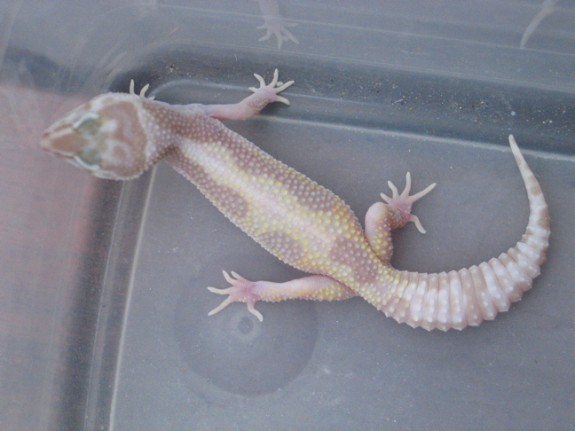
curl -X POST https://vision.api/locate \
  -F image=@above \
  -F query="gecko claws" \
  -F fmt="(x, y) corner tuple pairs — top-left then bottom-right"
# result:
(380, 172), (436, 234)
(253, 73), (267, 88)
(128, 79), (155, 100)
(250, 69), (294, 105)
(247, 304), (264, 322)
(207, 295), (234, 316)
(408, 214), (427, 234)
(207, 271), (263, 321)
(274, 96), (291, 106)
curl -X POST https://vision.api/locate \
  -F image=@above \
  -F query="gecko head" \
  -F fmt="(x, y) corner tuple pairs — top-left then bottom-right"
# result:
(40, 93), (152, 180)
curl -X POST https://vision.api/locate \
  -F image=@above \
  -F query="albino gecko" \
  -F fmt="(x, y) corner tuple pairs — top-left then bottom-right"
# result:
(41, 69), (550, 331)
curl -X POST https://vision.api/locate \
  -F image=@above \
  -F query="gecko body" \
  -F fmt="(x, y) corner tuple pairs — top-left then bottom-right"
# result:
(41, 70), (550, 330)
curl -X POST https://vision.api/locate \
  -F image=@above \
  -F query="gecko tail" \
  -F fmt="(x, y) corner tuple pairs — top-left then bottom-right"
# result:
(380, 135), (550, 331)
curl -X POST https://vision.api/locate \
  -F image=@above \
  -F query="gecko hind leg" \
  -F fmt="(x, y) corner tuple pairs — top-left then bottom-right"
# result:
(200, 69), (294, 121)
(381, 172), (436, 234)
(365, 172), (436, 263)
(208, 271), (263, 321)
(207, 271), (355, 321)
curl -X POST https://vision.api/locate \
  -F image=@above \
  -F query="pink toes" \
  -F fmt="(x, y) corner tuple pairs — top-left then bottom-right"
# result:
(207, 271), (264, 321)
(380, 172), (436, 234)
(249, 68), (295, 106)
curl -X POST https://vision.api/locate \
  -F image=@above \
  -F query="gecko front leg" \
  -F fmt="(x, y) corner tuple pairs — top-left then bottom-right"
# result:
(200, 68), (294, 121)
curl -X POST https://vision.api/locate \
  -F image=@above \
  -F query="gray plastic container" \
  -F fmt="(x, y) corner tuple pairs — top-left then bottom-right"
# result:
(1, 1), (573, 430)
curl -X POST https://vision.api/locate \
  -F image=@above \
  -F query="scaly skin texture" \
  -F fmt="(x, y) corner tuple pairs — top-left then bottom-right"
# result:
(41, 70), (550, 330)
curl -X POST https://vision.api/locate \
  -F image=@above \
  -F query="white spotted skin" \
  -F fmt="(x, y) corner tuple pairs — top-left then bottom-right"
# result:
(157, 101), (388, 289)
(41, 73), (550, 331)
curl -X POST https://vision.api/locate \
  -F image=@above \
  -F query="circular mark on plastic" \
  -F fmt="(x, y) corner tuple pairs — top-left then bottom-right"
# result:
(174, 256), (318, 396)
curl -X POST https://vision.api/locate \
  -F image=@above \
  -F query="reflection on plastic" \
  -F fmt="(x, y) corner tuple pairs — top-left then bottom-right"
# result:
(256, 0), (299, 49)
(174, 256), (318, 396)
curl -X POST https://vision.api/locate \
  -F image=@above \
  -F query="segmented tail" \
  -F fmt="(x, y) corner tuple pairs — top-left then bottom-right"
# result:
(381, 136), (550, 330)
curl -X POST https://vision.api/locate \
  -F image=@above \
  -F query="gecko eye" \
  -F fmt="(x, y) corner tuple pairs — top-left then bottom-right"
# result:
(73, 145), (102, 170)
(73, 112), (102, 136)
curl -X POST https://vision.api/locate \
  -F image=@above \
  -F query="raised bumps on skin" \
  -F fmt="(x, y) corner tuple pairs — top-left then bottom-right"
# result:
(41, 69), (550, 331)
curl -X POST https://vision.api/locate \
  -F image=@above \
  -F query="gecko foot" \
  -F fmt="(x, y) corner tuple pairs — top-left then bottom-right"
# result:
(207, 271), (264, 321)
(250, 68), (295, 105)
(380, 172), (436, 234)
(128, 80), (155, 100)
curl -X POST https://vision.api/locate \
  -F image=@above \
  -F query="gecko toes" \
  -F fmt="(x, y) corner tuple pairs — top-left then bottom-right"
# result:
(207, 271), (263, 321)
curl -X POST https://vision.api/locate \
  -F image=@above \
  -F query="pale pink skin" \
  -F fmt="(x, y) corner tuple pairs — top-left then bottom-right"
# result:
(40, 69), (550, 330)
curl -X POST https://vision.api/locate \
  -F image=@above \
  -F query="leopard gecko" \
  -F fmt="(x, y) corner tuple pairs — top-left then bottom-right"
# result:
(40, 69), (550, 331)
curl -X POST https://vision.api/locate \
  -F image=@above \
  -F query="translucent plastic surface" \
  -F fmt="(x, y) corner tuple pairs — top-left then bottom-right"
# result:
(1, 1), (573, 430)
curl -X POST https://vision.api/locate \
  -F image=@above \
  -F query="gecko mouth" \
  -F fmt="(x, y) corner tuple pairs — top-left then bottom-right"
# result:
(64, 154), (102, 172)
